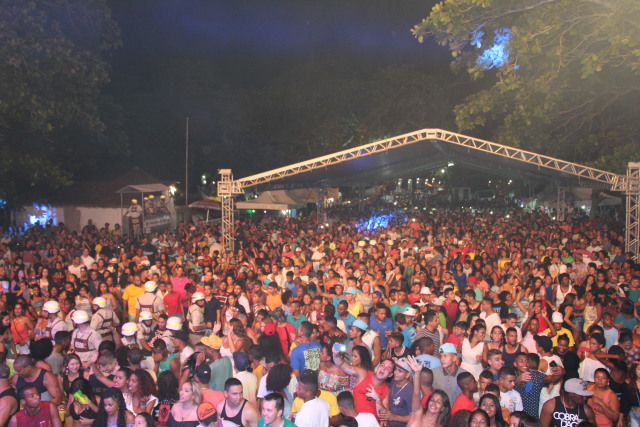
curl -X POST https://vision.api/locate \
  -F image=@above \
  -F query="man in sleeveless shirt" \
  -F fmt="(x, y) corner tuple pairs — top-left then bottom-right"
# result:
(11, 355), (62, 406)
(0, 364), (18, 426)
(8, 386), (61, 427)
(540, 378), (596, 427)
(216, 378), (260, 427)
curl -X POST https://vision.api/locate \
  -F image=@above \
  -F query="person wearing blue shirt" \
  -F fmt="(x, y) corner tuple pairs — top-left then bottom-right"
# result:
(290, 321), (321, 377)
(335, 300), (356, 331)
(370, 303), (394, 350)
(284, 271), (298, 298)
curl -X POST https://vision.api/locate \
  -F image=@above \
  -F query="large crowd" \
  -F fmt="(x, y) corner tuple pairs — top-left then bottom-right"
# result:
(0, 206), (636, 427)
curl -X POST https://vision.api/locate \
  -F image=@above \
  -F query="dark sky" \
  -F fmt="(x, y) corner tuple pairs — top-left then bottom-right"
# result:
(104, 0), (450, 181)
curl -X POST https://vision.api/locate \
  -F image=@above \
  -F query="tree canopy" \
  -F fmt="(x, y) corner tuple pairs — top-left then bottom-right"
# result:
(413, 0), (640, 172)
(0, 0), (123, 206)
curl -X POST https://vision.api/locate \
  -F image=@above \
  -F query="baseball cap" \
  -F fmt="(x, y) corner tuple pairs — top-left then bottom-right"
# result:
(233, 352), (251, 371)
(420, 287), (431, 295)
(439, 343), (457, 354)
(263, 323), (277, 336)
(395, 357), (412, 372)
(195, 364), (212, 382)
(345, 287), (357, 295)
(200, 335), (222, 350)
(552, 312), (564, 323)
(431, 297), (444, 306)
(490, 286), (501, 294)
(351, 319), (368, 331)
(197, 402), (218, 425)
(564, 378), (594, 396)
(316, 311), (327, 320)
(402, 307), (417, 317)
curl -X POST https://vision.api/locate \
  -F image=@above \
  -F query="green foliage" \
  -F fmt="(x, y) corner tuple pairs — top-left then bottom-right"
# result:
(0, 0), (122, 205)
(413, 0), (640, 170)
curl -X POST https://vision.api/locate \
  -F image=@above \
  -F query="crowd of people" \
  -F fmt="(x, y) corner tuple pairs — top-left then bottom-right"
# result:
(0, 207), (636, 427)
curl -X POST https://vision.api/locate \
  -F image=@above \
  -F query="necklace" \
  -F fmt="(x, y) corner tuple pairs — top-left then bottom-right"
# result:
(393, 380), (410, 398)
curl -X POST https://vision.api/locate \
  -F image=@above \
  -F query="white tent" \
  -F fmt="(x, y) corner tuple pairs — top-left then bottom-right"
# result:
(534, 187), (622, 209)
(236, 188), (339, 210)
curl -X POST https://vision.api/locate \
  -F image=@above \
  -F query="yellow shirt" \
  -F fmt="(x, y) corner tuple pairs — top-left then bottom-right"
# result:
(347, 302), (364, 317)
(291, 389), (340, 417)
(123, 284), (145, 315)
(543, 327), (576, 347)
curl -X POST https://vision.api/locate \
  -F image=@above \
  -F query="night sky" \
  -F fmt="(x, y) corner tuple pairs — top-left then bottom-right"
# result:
(104, 0), (451, 182)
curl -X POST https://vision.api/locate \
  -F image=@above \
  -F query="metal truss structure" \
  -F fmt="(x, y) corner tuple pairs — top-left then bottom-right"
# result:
(557, 187), (567, 222)
(626, 163), (640, 260)
(218, 128), (637, 254)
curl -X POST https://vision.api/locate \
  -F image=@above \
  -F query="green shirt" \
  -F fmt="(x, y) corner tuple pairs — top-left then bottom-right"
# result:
(258, 418), (297, 427)
(209, 356), (233, 391)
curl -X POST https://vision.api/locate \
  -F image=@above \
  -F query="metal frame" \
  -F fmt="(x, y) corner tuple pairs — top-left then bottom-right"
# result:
(626, 163), (640, 260)
(557, 187), (567, 222)
(217, 169), (242, 253)
(218, 128), (634, 253)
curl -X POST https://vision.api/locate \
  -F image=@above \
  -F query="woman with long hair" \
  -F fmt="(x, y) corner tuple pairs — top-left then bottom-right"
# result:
(456, 299), (471, 324)
(478, 393), (507, 427)
(59, 354), (84, 396)
(460, 324), (486, 380)
(154, 371), (180, 427)
(410, 389), (450, 427)
(221, 318), (251, 357)
(94, 387), (135, 427)
(318, 342), (349, 395)
(468, 409), (491, 427)
(350, 345), (374, 372)
(67, 377), (99, 426)
(583, 289), (602, 333)
(483, 326), (505, 362)
(10, 301), (34, 354)
(166, 380), (202, 427)
(124, 369), (158, 416)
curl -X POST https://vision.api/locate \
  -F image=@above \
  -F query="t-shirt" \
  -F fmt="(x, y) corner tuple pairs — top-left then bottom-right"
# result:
(388, 379), (413, 427)
(451, 393), (476, 415)
(369, 317), (393, 349)
(500, 389), (523, 413)
(202, 389), (225, 408)
(287, 313), (308, 331)
(209, 357), (233, 391)
(615, 314), (638, 330)
(258, 418), (296, 427)
(292, 390), (340, 419)
(123, 285), (145, 315)
(292, 397), (330, 427)
(543, 327), (575, 348)
(514, 370), (546, 417)
(355, 413), (380, 427)
(290, 341), (321, 373)
(163, 292), (182, 316)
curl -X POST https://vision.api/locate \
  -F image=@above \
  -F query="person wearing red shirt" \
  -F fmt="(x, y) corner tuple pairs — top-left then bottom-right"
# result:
(9, 386), (61, 427)
(451, 372), (477, 415)
(163, 282), (183, 318)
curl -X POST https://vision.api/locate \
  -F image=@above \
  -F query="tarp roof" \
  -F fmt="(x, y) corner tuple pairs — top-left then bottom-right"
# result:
(116, 183), (170, 194)
(237, 190), (305, 210)
(234, 129), (623, 191)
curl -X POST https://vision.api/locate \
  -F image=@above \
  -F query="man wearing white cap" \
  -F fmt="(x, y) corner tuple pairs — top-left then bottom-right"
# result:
(187, 292), (212, 346)
(90, 297), (119, 341)
(70, 310), (102, 366)
(124, 198), (142, 236)
(540, 378), (595, 426)
(136, 280), (164, 322)
(543, 311), (575, 348)
(42, 301), (67, 344)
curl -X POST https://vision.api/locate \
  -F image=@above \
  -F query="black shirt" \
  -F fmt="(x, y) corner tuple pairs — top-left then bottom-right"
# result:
(203, 296), (222, 324)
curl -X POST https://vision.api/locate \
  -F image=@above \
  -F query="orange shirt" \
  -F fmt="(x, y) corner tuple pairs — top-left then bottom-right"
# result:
(266, 294), (283, 311)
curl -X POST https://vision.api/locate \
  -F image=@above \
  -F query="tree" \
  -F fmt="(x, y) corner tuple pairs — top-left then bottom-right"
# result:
(0, 0), (122, 205)
(412, 0), (640, 172)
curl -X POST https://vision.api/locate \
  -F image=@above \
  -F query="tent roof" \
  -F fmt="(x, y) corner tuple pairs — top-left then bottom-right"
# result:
(237, 190), (304, 210)
(116, 183), (171, 194)
(233, 129), (623, 191)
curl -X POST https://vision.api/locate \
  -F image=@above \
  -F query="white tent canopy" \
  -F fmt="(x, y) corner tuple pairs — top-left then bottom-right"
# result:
(533, 187), (622, 209)
(236, 188), (339, 210)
